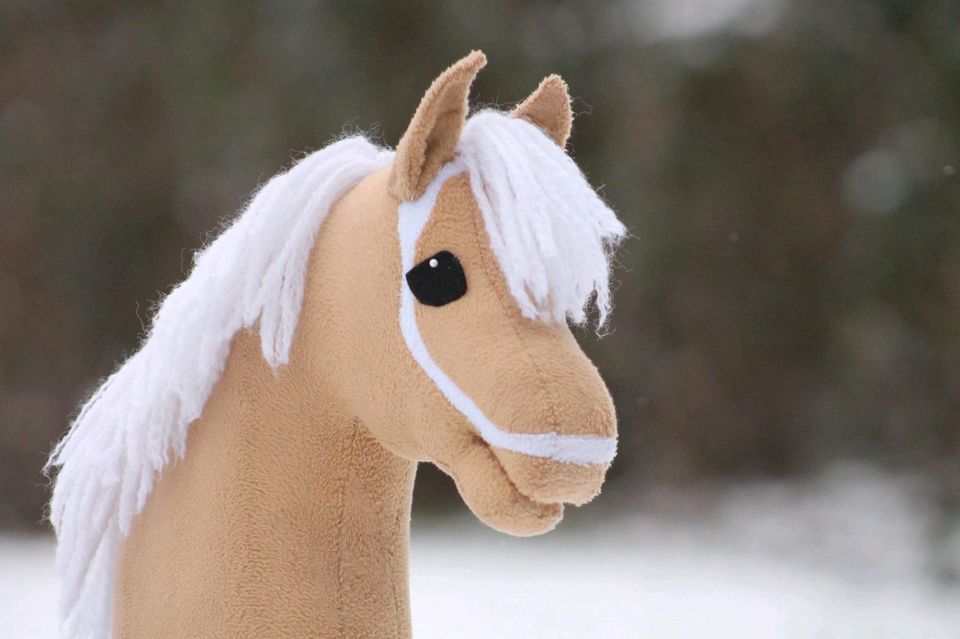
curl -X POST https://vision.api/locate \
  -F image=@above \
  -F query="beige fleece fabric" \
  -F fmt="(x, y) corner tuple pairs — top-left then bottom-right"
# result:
(114, 51), (617, 638)
(510, 74), (574, 147)
(389, 51), (487, 202)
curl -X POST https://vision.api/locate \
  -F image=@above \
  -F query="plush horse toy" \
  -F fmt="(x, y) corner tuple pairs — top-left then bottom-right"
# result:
(47, 51), (625, 638)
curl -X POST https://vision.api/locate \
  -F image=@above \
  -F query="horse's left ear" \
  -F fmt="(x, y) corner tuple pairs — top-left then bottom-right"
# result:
(511, 74), (573, 148)
(390, 51), (487, 201)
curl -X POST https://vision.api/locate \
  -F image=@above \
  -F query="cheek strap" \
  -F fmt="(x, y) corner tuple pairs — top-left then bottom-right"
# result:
(396, 163), (617, 466)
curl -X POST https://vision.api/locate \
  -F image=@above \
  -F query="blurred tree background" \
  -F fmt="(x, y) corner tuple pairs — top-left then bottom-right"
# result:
(1, 0), (958, 531)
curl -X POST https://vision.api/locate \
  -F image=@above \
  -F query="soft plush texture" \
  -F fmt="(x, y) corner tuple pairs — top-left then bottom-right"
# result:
(45, 138), (394, 639)
(397, 163), (618, 467)
(511, 74), (574, 148)
(47, 51), (625, 638)
(389, 51), (486, 202)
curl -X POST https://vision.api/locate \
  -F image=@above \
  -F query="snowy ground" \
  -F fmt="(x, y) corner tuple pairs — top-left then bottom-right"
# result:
(3, 465), (959, 638)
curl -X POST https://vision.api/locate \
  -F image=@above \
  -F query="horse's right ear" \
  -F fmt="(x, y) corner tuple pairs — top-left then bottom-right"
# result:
(389, 51), (486, 202)
(511, 74), (573, 148)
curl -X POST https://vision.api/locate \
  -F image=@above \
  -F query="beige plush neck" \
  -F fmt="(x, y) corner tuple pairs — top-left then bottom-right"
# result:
(114, 326), (417, 638)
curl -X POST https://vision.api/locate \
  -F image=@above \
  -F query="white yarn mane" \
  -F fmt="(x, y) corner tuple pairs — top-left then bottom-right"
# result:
(457, 111), (625, 325)
(46, 111), (624, 639)
(46, 136), (395, 638)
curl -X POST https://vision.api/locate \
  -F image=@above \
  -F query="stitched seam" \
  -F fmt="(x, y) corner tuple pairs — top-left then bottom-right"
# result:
(334, 419), (360, 639)
(391, 469), (406, 639)
(236, 329), (258, 621)
(464, 180), (564, 432)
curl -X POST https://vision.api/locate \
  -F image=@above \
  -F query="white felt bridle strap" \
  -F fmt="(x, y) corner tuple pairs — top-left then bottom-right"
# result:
(397, 163), (616, 466)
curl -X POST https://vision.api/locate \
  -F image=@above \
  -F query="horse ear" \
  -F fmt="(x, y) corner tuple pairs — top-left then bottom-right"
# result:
(511, 74), (573, 148)
(389, 51), (487, 201)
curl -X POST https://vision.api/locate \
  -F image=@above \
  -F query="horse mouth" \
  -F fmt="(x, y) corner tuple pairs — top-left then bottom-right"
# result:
(436, 433), (607, 537)
(491, 446), (609, 506)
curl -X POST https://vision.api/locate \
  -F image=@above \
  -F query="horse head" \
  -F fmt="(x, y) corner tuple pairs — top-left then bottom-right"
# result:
(303, 51), (624, 535)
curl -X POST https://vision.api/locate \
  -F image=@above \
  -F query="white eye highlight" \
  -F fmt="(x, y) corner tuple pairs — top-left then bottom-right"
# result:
(429, 258), (439, 268)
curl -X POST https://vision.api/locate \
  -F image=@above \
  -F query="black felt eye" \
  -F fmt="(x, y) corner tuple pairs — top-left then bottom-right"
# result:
(406, 250), (467, 307)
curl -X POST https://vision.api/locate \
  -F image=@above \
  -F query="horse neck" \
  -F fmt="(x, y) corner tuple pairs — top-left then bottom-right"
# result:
(114, 328), (417, 638)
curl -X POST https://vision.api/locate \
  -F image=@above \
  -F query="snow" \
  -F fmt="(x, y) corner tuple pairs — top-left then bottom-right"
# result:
(0, 534), (58, 638)
(2, 465), (958, 638)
